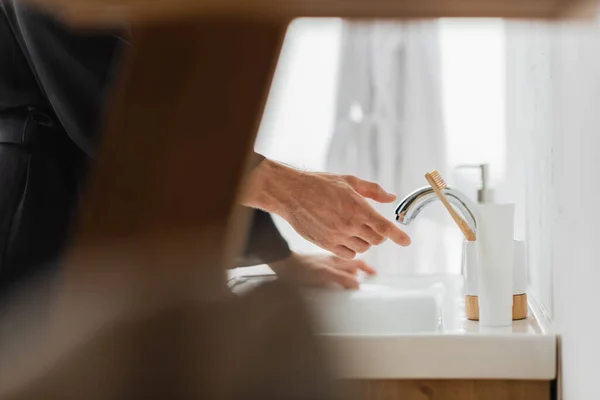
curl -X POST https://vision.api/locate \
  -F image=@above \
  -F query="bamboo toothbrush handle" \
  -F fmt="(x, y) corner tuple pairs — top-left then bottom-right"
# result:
(426, 175), (477, 241)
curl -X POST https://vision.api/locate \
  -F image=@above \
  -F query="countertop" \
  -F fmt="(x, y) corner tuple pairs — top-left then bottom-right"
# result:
(228, 266), (556, 380)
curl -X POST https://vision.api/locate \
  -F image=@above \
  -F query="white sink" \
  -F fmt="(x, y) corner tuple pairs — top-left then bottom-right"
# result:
(228, 271), (444, 335)
(228, 270), (556, 380)
(302, 282), (443, 335)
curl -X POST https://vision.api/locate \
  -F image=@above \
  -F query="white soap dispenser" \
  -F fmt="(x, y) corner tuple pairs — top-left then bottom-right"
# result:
(457, 164), (495, 204)
(460, 164), (528, 322)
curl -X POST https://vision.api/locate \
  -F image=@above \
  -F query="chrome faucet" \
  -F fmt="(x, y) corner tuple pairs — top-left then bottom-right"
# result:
(394, 187), (478, 233)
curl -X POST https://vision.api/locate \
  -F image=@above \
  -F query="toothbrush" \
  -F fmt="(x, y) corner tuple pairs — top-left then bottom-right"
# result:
(425, 170), (477, 242)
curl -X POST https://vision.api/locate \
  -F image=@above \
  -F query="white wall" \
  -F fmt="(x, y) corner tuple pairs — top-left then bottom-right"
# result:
(506, 21), (555, 316)
(440, 19), (506, 183)
(256, 18), (342, 172)
(506, 17), (600, 400)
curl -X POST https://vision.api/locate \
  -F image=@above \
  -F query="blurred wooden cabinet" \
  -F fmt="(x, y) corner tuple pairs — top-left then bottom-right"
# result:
(24, 0), (600, 26)
(342, 380), (551, 400)
(3, 0), (576, 397)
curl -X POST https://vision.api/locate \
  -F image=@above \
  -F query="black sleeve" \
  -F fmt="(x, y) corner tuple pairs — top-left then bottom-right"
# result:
(236, 209), (291, 268)
(4, 1), (287, 268)
(233, 152), (290, 267)
(3, 1), (124, 158)
(250, 152), (265, 169)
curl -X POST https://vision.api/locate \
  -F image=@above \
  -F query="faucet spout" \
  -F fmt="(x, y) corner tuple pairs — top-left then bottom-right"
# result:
(394, 187), (478, 233)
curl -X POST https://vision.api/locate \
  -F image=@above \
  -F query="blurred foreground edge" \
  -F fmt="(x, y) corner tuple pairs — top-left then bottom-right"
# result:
(0, 15), (342, 400)
(23, 0), (600, 27)
(4, 0), (596, 398)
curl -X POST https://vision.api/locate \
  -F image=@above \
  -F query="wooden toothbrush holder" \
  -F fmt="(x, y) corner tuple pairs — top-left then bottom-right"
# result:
(466, 294), (528, 321)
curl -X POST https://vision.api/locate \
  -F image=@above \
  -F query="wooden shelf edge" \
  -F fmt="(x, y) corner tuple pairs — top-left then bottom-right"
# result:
(24, 0), (598, 27)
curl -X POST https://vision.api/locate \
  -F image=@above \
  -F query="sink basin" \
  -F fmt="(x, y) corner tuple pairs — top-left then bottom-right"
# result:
(227, 270), (556, 380)
(227, 270), (444, 335)
(302, 283), (443, 335)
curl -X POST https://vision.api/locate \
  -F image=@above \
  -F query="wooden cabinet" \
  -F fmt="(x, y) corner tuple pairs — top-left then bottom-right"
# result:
(24, 0), (599, 25)
(340, 380), (551, 400)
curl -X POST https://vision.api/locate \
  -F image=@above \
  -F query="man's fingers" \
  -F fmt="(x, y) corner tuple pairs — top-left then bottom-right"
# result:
(353, 259), (377, 275)
(336, 259), (377, 276)
(333, 245), (356, 260)
(346, 177), (397, 203)
(358, 224), (386, 245)
(345, 236), (371, 254)
(332, 256), (377, 276)
(325, 268), (359, 289)
(369, 213), (411, 246)
(340, 267), (360, 275)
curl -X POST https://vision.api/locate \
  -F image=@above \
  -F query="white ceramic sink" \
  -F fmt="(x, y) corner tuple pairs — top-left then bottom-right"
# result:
(228, 269), (556, 380)
(228, 271), (444, 335)
(302, 283), (443, 335)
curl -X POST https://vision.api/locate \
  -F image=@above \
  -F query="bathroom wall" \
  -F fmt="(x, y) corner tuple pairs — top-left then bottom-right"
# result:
(506, 15), (600, 400)
(505, 21), (556, 317)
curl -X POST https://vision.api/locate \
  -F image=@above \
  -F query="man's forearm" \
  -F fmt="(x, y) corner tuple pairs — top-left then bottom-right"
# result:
(241, 158), (300, 217)
(237, 155), (293, 268)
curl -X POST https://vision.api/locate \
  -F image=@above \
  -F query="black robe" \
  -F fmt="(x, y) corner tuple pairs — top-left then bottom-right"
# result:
(0, 1), (290, 294)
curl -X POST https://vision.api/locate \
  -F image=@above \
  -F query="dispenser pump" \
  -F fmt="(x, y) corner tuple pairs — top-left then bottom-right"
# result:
(457, 164), (494, 204)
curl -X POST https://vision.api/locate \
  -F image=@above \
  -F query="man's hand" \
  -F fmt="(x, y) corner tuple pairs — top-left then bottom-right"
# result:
(242, 159), (411, 259)
(269, 252), (376, 289)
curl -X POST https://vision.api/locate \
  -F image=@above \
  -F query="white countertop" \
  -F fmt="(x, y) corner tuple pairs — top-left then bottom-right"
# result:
(228, 267), (556, 380)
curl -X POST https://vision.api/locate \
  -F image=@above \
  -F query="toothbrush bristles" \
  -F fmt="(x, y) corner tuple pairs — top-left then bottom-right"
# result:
(429, 170), (447, 189)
